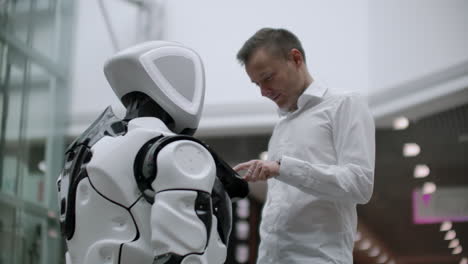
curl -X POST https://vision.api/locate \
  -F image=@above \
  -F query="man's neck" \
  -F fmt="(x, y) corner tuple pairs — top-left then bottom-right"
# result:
(288, 75), (314, 112)
(303, 75), (314, 92)
(297, 74), (314, 97)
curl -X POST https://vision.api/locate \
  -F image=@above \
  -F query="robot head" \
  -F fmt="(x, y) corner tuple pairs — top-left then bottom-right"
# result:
(104, 41), (205, 135)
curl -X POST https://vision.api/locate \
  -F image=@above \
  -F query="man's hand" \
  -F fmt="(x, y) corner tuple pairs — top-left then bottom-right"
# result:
(233, 160), (280, 182)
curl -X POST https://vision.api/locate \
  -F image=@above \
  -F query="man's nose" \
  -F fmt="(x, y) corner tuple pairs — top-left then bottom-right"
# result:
(260, 86), (271, 97)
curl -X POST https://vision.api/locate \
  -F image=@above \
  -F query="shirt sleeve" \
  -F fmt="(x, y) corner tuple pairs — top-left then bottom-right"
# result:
(276, 94), (375, 204)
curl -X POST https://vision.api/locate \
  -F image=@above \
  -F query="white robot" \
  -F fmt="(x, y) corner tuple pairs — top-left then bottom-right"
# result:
(57, 41), (249, 264)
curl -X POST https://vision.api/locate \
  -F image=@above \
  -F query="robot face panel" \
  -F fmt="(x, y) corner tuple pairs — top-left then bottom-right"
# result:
(139, 46), (204, 117)
(104, 41), (205, 134)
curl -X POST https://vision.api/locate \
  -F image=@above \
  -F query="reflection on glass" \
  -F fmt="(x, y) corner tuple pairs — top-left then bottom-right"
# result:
(20, 212), (45, 264)
(2, 59), (25, 195)
(0, 202), (16, 264)
(4, 0), (30, 42)
(0, 0), (74, 263)
(22, 62), (51, 206)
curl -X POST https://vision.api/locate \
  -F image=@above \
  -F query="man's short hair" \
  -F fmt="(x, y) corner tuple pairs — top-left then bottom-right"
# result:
(237, 28), (306, 65)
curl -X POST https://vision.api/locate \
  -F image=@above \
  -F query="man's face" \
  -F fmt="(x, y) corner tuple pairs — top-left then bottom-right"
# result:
(245, 48), (302, 111)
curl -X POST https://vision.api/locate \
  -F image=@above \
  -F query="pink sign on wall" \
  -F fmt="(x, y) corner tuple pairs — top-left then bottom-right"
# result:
(413, 186), (468, 224)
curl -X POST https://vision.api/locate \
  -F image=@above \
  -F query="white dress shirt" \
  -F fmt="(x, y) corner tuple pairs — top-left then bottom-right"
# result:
(257, 81), (375, 264)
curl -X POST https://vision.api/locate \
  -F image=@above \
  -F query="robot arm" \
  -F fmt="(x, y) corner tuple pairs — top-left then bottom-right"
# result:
(144, 139), (226, 263)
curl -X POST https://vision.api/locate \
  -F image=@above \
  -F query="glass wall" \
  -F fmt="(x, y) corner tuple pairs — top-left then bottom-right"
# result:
(0, 0), (75, 263)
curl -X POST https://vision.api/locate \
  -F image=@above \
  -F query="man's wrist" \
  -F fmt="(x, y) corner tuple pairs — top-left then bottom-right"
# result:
(274, 157), (282, 177)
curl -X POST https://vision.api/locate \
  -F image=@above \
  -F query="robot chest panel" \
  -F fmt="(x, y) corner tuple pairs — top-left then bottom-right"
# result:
(85, 129), (163, 207)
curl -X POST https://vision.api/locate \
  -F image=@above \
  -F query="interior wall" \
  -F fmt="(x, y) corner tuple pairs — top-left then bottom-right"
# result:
(368, 0), (468, 126)
(369, 0), (468, 92)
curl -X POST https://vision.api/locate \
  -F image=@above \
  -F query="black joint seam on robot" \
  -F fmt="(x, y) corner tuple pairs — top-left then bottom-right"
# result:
(211, 178), (232, 245)
(85, 175), (141, 244)
(109, 121), (127, 136)
(128, 194), (146, 210)
(61, 144), (93, 240)
(195, 191), (213, 249)
(134, 136), (164, 204)
(154, 253), (184, 264)
(155, 251), (211, 264)
(118, 243), (124, 264)
(155, 188), (210, 195)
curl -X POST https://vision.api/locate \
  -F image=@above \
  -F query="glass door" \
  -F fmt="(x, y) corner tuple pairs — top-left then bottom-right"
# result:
(0, 0), (74, 263)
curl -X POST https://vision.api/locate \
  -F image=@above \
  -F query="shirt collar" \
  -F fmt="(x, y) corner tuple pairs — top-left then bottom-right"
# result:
(277, 80), (328, 116)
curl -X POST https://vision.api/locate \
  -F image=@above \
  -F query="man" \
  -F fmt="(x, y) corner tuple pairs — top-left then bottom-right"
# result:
(233, 28), (375, 263)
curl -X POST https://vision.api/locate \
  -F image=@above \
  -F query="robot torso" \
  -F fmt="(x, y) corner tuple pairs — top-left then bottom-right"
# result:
(57, 107), (248, 264)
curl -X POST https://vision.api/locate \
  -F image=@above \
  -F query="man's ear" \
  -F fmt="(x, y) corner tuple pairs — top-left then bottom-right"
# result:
(289, 48), (304, 67)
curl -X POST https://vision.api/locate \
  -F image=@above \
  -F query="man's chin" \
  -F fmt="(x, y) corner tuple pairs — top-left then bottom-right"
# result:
(272, 99), (291, 111)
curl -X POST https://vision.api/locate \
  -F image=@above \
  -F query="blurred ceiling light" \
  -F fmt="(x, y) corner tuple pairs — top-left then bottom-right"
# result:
(235, 244), (249, 263)
(445, 230), (457, 240)
(259, 151), (268, 161)
(237, 198), (250, 209)
(236, 199), (250, 219)
(235, 221), (250, 240)
(403, 143), (420, 157)
(452, 245), (463, 255)
(414, 164), (430, 178)
(440, 221), (452, 232)
(358, 239), (371, 250)
(354, 231), (362, 242)
(47, 210), (57, 219)
(393, 116), (409, 130)
(422, 182), (437, 195)
(460, 257), (467, 264)
(38, 160), (47, 173)
(368, 246), (380, 257)
(449, 239), (460, 248)
(377, 254), (388, 263)
(48, 229), (59, 238)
